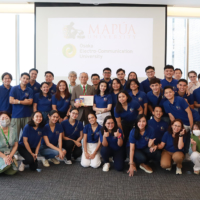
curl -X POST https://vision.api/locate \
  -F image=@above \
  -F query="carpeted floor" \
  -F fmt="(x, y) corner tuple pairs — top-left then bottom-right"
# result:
(0, 161), (199, 200)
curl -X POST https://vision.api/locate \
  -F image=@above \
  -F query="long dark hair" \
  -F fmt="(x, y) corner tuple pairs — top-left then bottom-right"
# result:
(110, 78), (123, 93)
(96, 80), (109, 95)
(39, 82), (51, 98)
(127, 71), (138, 81)
(168, 119), (184, 149)
(55, 80), (70, 100)
(115, 90), (132, 113)
(48, 110), (60, 124)
(101, 116), (118, 136)
(28, 111), (45, 128)
(134, 114), (148, 140)
(126, 79), (140, 90)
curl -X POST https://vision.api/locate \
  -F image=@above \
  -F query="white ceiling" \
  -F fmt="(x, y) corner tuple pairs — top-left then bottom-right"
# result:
(0, 0), (200, 7)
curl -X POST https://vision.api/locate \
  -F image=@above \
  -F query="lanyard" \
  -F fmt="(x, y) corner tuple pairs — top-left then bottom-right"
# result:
(80, 84), (87, 95)
(0, 127), (10, 148)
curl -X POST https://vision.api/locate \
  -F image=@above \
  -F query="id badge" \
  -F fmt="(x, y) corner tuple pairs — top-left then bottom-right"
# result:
(4, 150), (10, 155)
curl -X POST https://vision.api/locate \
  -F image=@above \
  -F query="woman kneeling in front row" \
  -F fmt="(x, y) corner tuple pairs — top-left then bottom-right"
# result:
(40, 110), (67, 167)
(18, 111), (45, 171)
(61, 108), (83, 164)
(128, 114), (161, 176)
(81, 113), (101, 168)
(100, 116), (124, 172)
(158, 119), (186, 175)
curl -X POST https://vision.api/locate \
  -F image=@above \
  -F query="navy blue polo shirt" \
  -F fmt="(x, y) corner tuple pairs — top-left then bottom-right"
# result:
(101, 78), (112, 90)
(162, 131), (185, 153)
(49, 83), (57, 95)
(27, 81), (40, 95)
(161, 78), (178, 92)
(175, 92), (194, 105)
(9, 85), (33, 118)
(99, 128), (123, 150)
(193, 87), (200, 114)
(0, 85), (12, 113)
(61, 119), (83, 140)
(94, 94), (112, 108)
(141, 78), (152, 94)
(163, 96), (200, 126)
(129, 126), (155, 149)
(147, 91), (167, 107)
(122, 80), (127, 90)
(83, 123), (102, 143)
(148, 118), (168, 145)
(52, 94), (71, 113)
(33, 93), (52, 112)
(129, 91), (148, 108)
(41, 123), (64, 146)
(114, 100), (140, 122)
(110, 92), (118, 113)
(19, 124), (43, 148)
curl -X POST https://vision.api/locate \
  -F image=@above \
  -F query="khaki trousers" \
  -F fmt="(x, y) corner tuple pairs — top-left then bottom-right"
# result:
(11, 117), (31, 139)
(160, 149), (184, 169)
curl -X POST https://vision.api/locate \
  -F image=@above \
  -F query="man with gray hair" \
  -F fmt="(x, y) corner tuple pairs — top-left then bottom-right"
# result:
(71, 72), (95, 124)
(68, 71), (77, 94)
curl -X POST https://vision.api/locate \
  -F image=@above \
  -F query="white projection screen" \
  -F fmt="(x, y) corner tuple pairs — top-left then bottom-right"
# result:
(35, 4), (167, 84)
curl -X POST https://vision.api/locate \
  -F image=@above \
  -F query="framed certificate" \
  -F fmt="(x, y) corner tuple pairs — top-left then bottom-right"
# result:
(79, 95), (94, 106)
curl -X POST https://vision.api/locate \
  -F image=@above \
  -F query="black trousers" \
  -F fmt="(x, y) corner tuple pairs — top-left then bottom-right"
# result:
(62, 140), (82, 160)
(121, 121), (135, 146)
(18, 145), (38, 171)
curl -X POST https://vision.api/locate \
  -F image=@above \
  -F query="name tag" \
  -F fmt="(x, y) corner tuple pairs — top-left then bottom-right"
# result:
(4, 150), (10, 155)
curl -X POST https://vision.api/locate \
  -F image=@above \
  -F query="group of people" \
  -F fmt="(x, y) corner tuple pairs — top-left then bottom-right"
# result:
(1, 65), (200, 176)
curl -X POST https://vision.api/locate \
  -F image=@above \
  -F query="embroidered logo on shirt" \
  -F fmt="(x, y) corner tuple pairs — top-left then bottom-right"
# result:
(145, 136), (149, 141)
(130, 108), (134, 112)
(104, 97), (107, 101)
(176, 106), (181, 110)
(138, 97), (143, 102)
(65, 99), (69, 102)
(109, 83), (111, 87)
(96, 131), (99, 135)
(25, 93), (29, 97)
(160, 126), (165, 131)
(38, 131), (42, 136)
(51, 90), (54, 93)
(56, 131), (59, 134)
(34, 87), (38, 90)
(48, 98), (52, 101)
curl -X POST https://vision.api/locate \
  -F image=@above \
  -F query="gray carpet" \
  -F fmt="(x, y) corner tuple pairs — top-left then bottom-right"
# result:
(0, 161), (199, 200)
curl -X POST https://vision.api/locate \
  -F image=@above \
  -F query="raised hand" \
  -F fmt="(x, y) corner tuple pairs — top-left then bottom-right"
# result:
(114, 129), (120, 138)
(104, 130), (109, 138)
(180, 129), (186, 136)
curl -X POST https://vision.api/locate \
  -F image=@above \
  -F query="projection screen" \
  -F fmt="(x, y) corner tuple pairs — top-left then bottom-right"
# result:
(35, 4), (167, 84)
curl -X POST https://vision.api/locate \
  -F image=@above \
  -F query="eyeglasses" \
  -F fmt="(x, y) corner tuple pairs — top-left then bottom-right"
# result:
(173, 124), (182, 128)
(146, 71), (154, 74)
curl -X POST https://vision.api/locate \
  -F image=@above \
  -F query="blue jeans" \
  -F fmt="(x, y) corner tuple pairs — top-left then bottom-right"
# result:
(39, 145), (59, 159)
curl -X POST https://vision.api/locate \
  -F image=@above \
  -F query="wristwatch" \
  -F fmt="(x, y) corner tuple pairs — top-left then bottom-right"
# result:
(179, 134), (183, 137)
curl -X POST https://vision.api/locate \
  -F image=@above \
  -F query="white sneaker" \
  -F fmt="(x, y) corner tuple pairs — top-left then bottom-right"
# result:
(48, 158), (60, 165)
(166, 167), (172, 171)
(14, 154), (18, 161)
(42, 159), (50, 167)
(55, 157), (62, 162)
(176, 167), (182, 175)
(18, 162), (25, 172)
(102, 163), (110, 172)
(63, 157), (72, 165)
